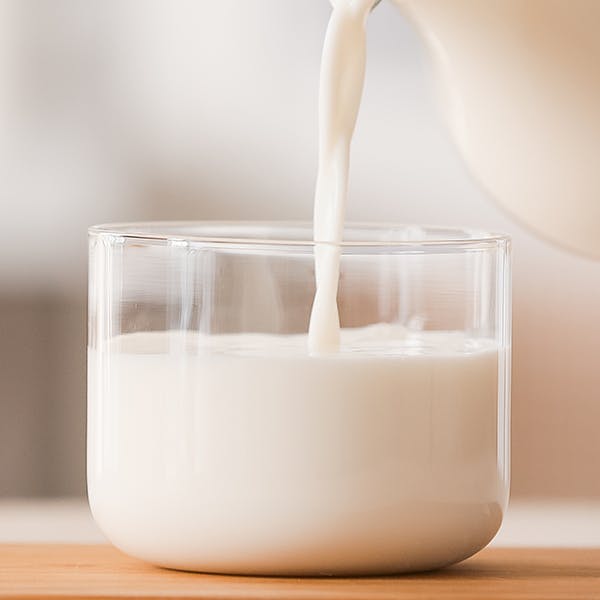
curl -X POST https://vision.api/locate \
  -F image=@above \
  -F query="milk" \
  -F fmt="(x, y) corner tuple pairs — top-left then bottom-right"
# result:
(309, 0), (376, 353)
(88, 0), (510, 574)
(88, 326), (504, 574)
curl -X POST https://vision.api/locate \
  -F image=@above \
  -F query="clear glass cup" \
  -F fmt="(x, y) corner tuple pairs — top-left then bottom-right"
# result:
(88, 222), (511, 575)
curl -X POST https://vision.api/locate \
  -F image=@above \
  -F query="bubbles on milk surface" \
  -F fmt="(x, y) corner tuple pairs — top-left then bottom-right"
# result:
(110, 326), (496, 359)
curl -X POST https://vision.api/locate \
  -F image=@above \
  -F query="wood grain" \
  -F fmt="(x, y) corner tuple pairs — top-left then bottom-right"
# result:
(0, 545), (599, 600)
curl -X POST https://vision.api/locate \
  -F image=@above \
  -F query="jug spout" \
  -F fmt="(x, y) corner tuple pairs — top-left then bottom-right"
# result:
(391, 0), (600, 259)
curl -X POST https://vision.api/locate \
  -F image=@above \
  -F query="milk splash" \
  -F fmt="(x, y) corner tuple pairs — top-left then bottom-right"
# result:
(309, 0), (378, 354)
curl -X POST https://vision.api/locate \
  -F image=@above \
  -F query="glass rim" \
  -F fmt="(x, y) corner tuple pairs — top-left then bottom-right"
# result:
(88, 221), (510, 248)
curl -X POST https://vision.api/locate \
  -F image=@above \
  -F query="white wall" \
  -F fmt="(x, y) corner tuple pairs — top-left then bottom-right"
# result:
(1, 0), (599, 497)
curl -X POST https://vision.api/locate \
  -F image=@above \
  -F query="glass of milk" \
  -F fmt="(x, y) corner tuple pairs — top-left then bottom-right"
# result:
(88, 222), (511, 575)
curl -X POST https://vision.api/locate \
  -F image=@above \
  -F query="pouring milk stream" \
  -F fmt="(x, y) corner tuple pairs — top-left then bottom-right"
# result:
(309, 0), (377, 353)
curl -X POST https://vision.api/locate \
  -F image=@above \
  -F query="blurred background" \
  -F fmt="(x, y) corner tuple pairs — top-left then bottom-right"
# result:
(0, 0), (599, 500)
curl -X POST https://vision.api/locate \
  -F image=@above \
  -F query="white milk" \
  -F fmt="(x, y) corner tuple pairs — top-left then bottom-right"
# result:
(88, 0), (509, 574)
(88, 326), (504, 575)
(309, 0), (377, 353)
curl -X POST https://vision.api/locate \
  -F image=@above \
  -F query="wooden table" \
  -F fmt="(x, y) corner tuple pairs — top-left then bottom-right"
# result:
(1, 545), (599, 599)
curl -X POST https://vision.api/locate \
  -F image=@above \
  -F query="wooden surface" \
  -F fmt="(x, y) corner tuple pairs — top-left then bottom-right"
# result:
(1, 545), (599, 600)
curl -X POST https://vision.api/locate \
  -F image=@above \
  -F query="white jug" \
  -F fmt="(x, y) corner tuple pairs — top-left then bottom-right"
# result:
(393, 0), (600, 258)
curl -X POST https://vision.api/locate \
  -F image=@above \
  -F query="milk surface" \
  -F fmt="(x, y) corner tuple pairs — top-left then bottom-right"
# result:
(88, 327), (504, 574)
